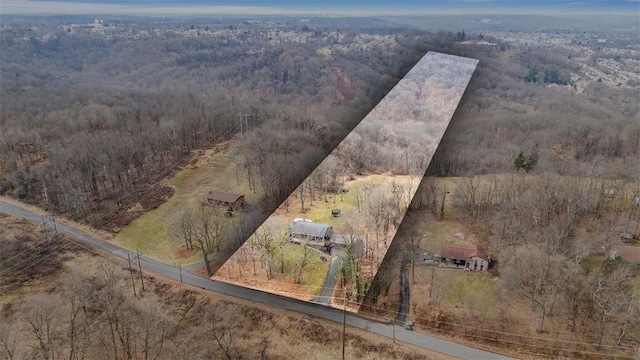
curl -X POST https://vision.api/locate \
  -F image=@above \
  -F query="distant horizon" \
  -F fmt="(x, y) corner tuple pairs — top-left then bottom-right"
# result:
(1, 0), (638, 16)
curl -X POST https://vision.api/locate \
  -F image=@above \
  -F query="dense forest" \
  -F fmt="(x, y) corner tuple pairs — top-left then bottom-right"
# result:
(2, 18), (636, 226)
(0, 18), (427, 226)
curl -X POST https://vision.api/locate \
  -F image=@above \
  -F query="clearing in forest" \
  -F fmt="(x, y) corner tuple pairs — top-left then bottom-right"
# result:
(113, 147), (261, 265)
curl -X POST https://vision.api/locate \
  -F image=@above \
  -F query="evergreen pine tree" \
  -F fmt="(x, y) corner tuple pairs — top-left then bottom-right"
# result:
(523, 144), (539, 173)
(514, 151), (526, 172)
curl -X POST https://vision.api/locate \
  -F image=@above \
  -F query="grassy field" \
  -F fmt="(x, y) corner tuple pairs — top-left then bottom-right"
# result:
(413, 266), (502, 320)
(416, 219), (480, 254)
(214, 173), (420, 302)
(113, 151), (640, 270)
(274, 243), (331, 295)
(443, 270), (502, 319)
(581, 256), (604, 274)
(113, 150), (261, 265)
(280, 189), (353, 226)
(277, 174), (418, 230)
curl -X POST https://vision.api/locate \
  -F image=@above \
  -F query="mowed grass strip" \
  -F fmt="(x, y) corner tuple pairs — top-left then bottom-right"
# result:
(114, 153), (261, 265)
(273, 243), (330, 296)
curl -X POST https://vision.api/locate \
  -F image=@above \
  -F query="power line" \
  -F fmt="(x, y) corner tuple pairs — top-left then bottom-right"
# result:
(213, 270), (636, 353)
(0, 235), (68, 274)
(353, 300), (636, 355)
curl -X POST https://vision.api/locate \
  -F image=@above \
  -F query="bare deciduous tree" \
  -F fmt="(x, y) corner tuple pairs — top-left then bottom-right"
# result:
(206, 310), (243, 360)
(60, 271), (92, 360)
(176, 206), (229, 276)
(295, 245), (313, 285)
(501, 243), (574, 333)
(24, 294), (64, 360)
(590, 265), (633, 349)
(0, 317), (21, 360)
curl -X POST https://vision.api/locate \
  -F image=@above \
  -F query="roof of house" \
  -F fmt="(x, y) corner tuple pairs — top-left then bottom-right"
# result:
(291, 221), (332, 239)
(441, 245), (490, 262)
(207, 190), (244, 203)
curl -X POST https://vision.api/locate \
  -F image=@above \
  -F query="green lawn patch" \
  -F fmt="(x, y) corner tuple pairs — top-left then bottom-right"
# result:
(290, 193), (352, 226)
(278, 174), (417, 230)
(581, 256), (603, 275)
(409, 219), (477, 254)
(444, 271), (501, 320)
(273, 243), (330, 296)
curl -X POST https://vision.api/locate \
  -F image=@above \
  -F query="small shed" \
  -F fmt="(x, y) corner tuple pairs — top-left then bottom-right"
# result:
(206, 190), (245, 210)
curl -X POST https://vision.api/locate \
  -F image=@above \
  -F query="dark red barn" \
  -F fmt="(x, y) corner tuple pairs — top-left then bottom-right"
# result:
(206, 190), (245, 210)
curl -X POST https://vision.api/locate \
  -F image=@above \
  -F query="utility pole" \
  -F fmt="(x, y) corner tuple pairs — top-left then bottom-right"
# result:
(342, 295), (347, 360)
(42, 212), (57, 242)
(391, 317), (396, 344)
(238, 112), (250, 138)
(236, 154), (240, 186)
(429, 257), (436, 300)
(136, 248), (145, 292)
(127, 253), (137, 297)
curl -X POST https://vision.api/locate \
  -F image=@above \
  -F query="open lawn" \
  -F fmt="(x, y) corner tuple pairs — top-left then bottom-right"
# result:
(413, 217), (480, 254)
(215, 173), (421, 305)
(442, 270), (502, 320)
(413, 267), (502, 320)
(279, 190), (354, 226)
(277, 174), (418, 230)
(581, 256), (604, 275)
(274, 243), (331, 295)
(114, 148), (261, 265)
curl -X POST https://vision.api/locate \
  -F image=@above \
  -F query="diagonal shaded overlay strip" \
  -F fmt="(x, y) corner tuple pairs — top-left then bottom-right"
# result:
(215, 52), (478, 312)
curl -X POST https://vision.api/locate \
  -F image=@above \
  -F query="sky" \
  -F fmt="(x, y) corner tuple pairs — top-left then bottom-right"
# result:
(1, 0), (638, 16)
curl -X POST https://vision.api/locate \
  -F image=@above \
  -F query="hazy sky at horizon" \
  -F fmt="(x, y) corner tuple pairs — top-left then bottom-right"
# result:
(1, 0), (638, 16)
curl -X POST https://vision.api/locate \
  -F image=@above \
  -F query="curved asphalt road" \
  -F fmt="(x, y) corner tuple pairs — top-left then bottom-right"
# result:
(0, 200), (515, 360)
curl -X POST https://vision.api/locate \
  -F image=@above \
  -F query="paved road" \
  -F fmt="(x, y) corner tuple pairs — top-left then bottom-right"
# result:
(0, 200), (515, 360)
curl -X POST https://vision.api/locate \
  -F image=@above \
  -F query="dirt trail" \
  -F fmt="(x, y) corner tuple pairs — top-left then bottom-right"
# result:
(328, 59), (356, 104)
